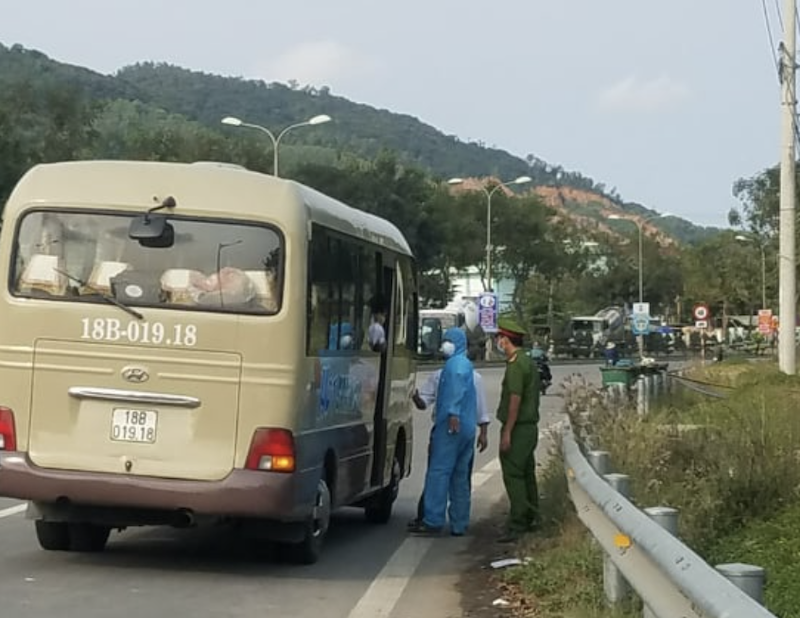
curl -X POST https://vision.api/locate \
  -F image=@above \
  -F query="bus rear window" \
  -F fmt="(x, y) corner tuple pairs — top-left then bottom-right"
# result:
(11, 210), (283, 315)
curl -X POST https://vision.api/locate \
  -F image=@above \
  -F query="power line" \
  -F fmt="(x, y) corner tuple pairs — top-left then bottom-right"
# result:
(763, 0), (782, 74)
(761, 0), (800, 150)
(775, 0), (785, 31)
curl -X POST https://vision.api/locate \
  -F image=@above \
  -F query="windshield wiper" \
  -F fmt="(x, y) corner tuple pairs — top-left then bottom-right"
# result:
(53, 268), (144, 320)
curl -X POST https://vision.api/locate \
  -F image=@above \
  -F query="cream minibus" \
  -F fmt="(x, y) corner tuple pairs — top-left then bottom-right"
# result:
(0, 160), (417, 564)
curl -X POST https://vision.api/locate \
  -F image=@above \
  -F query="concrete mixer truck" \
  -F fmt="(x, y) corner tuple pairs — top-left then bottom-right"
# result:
(568, 305), (626, 357)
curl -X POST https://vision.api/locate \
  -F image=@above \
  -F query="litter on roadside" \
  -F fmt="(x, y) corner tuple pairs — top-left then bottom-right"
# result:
(490, 557), (531, 569)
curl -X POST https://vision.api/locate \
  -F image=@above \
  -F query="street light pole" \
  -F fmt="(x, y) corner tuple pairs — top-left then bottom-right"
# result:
(608, 213), (666, 359)
(761, 246), (767, 309)
(448, 175), (532, 292)
(221, 114), (332, 178)
(608, 215), (649, 303)
(735, 234), (768, 310)
(486, 188), (494, 291)
(637, 221), (643, 304)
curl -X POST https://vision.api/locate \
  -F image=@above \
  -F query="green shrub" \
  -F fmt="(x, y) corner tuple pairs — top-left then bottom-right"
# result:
(505, 364), (800, 616)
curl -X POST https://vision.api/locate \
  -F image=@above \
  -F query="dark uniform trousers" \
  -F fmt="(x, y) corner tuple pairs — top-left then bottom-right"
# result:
(499, 421), (539, 534)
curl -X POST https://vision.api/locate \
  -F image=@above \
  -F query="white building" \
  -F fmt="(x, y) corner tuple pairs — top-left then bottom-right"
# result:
(447, 266), (515, 313)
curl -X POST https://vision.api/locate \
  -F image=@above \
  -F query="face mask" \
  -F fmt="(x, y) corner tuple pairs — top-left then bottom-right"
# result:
(496, 337), (508, 356)
(441, 341), (456, 358)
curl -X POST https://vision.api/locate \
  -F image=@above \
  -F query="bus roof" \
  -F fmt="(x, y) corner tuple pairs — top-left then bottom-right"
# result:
(3, 160), (414, 257)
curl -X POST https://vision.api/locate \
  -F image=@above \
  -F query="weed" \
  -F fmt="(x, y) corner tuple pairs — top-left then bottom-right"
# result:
(505, 361), (800, 616)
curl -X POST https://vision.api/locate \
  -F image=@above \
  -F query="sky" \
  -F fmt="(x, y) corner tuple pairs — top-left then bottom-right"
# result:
(0, 0), (788, 227)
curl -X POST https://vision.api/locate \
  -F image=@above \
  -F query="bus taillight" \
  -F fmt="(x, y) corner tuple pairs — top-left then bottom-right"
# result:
(0, 407), (16, 451)
(245, 428), (295, 472)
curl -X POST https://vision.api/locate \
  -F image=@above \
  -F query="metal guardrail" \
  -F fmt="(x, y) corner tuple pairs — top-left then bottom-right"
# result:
(667, 371), (733, 399)
(561, 424), (777, 617)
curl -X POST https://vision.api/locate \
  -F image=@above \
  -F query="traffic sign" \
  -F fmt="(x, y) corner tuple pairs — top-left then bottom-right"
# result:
(478, 292), (498, 333)
(631, 301), (651, 336)
(758, 309), (773, 335)
(632, 302), (650, 316)
(632, 314), (650, 336)
(695, 320), (708, 329)
(693, 304), (710, 321)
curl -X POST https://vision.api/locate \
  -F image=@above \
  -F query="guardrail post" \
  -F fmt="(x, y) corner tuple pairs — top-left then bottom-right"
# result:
(644, 505), (680, 536)
(642, 506), (680, 618)
(637, 374), (646, 415)
(602, 473), (632, 605)
(587, 450), (611, 476)
(715, 563), (767, 605)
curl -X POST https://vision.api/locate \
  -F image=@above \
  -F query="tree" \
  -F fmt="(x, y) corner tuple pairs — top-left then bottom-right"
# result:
(682, 232), (764, 321)
(731, 165), (798, 306)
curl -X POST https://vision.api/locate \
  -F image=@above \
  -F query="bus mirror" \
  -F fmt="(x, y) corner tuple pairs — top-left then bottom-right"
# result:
(129, 214), (175, 248)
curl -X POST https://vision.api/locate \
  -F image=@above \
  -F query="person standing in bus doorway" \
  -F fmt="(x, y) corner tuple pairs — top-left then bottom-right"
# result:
(495, 317), (541, 543)
(409, 327), (477, 536)
(367, 296), (388, 353)
(409, 346), (490, 530)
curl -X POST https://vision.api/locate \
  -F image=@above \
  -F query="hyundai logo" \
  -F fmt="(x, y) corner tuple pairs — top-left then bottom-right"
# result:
(121, 366), (150, 384)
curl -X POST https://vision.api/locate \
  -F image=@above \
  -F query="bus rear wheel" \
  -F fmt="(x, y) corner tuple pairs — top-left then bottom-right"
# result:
(69, 523), (111, 552)
(280, 478), (331, 565)
(35, 520), (70, 551)
(365, 455), (401, 524)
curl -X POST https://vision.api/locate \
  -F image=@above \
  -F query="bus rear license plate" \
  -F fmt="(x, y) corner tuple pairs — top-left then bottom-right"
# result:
(110, 408), (158, 444)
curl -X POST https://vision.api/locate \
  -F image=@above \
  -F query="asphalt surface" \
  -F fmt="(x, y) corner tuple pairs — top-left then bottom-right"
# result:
(0, 362), (600, 618)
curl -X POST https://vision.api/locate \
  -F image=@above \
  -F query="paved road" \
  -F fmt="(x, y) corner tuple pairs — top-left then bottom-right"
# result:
(0, 362), (599, 618)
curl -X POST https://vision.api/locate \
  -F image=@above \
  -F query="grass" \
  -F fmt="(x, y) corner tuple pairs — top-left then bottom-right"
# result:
(707, 503), (800, 617)
(500, 361), (800, 617)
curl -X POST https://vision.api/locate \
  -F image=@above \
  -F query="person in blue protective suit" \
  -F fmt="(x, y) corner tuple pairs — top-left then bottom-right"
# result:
(409, 327), (477, 536)
(408, 345), (490, 530)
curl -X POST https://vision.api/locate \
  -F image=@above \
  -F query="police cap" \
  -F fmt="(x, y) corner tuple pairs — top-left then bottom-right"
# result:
(497, 317), (526, 339)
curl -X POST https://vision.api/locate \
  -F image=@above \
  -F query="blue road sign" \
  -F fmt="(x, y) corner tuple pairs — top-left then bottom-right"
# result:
(631, 314), (650, 336)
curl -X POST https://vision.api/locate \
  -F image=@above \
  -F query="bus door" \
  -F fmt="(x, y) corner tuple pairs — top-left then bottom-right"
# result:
(370, 256), (395, 487)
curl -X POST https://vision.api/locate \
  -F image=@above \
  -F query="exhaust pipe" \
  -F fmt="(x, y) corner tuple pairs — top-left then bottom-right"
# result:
(172, 508), (196, 528)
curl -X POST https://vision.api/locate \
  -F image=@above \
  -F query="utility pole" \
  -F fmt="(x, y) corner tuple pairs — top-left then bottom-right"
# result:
(779, 0), (797, 374)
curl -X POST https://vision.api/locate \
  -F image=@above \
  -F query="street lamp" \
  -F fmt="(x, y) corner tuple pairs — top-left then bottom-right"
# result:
(735, 234), (767, 309)
(447, 175), (532, 292)
(607, 213), (668, 302)
(607, 212), (665, 358)
(221, 114), (332, 178)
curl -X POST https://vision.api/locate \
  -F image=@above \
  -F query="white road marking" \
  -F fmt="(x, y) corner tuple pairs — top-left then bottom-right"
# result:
(346, 536), (434, 618)
(0, 504), (26, 519)
(481, 457), (501, 473)
(347, 456), (502, 617)
(471, 472), (492, 488)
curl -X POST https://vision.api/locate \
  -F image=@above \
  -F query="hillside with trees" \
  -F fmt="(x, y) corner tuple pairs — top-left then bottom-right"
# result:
(3, 40), (775, 335)
(0, 42), (718, 244)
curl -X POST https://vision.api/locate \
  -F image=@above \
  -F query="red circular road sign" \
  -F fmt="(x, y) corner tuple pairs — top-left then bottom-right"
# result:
(693, 304), (709, 321)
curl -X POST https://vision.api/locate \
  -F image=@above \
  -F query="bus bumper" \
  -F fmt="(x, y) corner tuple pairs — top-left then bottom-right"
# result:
(0, 452), (308, 522)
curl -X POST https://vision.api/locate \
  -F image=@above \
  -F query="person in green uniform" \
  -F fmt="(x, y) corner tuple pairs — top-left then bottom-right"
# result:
(495, 317), (541, 542)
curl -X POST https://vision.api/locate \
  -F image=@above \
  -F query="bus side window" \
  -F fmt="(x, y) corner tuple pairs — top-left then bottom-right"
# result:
(393, 260), (406, 348)
(359, 250), (377, 352)
(308, 229), (335, 352)
(335, 237), (358, 350)
(401, 258), (418, 352)
(307, 226), (370, 353)
(356, 247), (376, 350)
